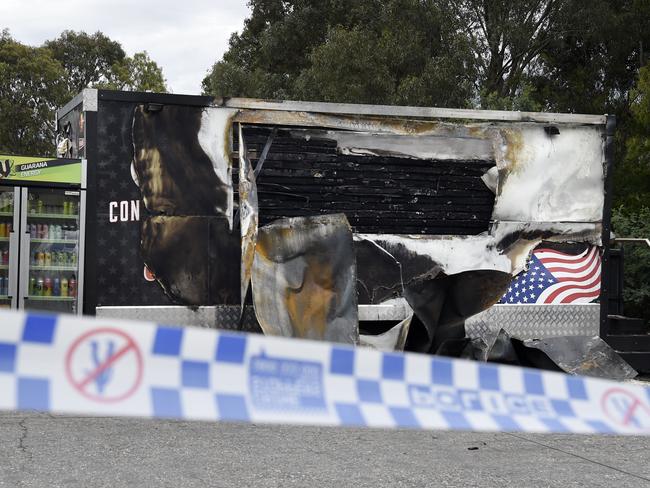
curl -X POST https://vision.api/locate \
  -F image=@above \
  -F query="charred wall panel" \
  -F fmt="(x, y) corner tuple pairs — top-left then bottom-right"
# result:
(234, 126), (495, 236)
(94, 100), (240, 307)
(94, 100), (170, 307)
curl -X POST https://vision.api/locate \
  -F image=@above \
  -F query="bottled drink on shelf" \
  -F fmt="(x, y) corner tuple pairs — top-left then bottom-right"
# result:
(69, 275), (77, 297)
(44, 277), (52, 296)
(29, 277), (36, 295)
(53, 277), (60, 296)
(61, 277), (68, 297)
(44, 252), (51, 267)
(2, 250), (8, 265)
(37, 199), (44, 214)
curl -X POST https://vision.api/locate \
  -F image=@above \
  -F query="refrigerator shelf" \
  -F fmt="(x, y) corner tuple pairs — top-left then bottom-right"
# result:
(0, 212), (11, 217)
(30, 266), (77, 271)
(30, 239), (77, 244)
(27, 295), (75, 301)
(0, 237), (8, 242)
(27, 213), (78, 220)
(0, 265), (8, 270)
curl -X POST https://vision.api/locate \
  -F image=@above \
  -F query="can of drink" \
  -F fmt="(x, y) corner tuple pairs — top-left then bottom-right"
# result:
(29, 277), (36, 295)
(44, 277), (52, 296)
(44, 252), (51, 267)
(37, 252), (44, 266)
(53, 277), (60, 296)
(35, 277), (44, 296)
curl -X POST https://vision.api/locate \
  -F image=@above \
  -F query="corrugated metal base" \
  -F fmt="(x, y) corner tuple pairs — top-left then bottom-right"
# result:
(97, 303), (600, 340)
(465, 304), (600, 340)
(96, 303), (413, 331)
(96, 306), (262, 332)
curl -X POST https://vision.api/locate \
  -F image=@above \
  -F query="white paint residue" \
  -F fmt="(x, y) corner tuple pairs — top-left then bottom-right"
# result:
(197, 107), (238, 229)
(355, 234), (511, 275)
(292, 130), (493, 161)
(491, 126), (605, 223)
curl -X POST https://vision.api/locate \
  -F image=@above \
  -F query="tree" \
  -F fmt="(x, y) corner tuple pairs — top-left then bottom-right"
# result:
(202, 0), (475, 107)
(45, 30), (125, 94)
(614, 64), (650, 213)
(611, 207), (650, 322)
(0, 30), (68, 155)
(0, 30), (168, 156)
(45, 30), (167, 94)
(443, 0), (569, 106)
(98, 51), (167, 92)
(611, 64), (650, 321)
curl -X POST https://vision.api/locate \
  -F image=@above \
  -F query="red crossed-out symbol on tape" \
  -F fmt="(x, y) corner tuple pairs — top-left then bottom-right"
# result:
(601, 388), (650, 430)
(65, 328), (143, 403)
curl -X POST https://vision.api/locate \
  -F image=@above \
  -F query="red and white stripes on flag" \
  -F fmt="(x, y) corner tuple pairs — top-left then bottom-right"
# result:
(535, 247), (602, 304)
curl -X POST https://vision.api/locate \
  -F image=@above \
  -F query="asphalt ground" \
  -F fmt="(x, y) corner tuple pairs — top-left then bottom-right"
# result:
(1, 412), (649, 487)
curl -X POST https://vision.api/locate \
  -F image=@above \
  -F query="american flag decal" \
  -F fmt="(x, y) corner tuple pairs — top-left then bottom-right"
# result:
(499, 246), (602, 305)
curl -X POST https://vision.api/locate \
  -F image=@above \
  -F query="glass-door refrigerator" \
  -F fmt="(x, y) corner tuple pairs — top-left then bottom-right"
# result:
(0, 155), (85, 314)
(0, 188), (19, 309)
(19, 188), (85, 313)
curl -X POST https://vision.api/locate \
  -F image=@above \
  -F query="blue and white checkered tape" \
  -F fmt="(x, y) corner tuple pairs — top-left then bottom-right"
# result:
(0, 309), (649, 435)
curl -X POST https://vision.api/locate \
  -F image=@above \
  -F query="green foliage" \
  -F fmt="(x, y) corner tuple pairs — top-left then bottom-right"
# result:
(45, 30), (126, 94)
(203, 0), (476, 107)
(0, 30), (68, 155)
(614, 64), (650, 212)
(0, 30), (167, 157)
(611, 207), (650, 322)
(97, 51), (167, 92)
(46, 31), (167, 94)
(611, 64), (650, 318)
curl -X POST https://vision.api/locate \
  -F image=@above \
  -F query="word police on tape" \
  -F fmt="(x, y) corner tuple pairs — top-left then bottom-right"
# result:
(0, 310), (649, 435)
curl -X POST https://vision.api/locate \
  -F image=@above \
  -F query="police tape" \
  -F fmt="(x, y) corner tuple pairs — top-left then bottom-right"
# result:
(0, 309), (649, 435)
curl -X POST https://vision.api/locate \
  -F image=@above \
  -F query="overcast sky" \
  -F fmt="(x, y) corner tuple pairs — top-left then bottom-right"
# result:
(0, 0), (250, 94)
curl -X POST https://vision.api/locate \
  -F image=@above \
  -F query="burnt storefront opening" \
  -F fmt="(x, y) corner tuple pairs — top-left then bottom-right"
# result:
(233, 126), (496, 236)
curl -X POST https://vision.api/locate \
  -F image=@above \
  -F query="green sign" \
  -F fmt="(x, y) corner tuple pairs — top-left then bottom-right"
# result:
(0, 155), (81, 185)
